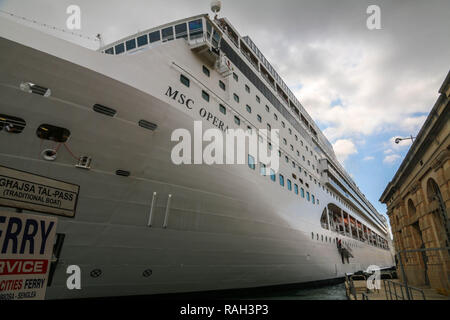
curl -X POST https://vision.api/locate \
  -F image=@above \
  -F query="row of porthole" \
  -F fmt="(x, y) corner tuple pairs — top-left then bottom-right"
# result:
(311, 232), (360, 249)
(89, 269), (153, 278)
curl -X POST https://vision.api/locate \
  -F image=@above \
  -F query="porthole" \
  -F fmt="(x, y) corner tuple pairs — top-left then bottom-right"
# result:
(36, 124), (70, 143)
(0, 114), (26, 134)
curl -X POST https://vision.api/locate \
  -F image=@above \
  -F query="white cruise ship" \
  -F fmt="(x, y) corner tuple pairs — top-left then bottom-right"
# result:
(0, 4), (394, 299)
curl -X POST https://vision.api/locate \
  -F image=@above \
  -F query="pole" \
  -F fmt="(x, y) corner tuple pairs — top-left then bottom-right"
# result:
(397, 251), (411, 300)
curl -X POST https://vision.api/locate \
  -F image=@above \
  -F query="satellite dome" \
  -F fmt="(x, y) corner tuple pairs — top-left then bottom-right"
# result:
(211, 0), (222, 13)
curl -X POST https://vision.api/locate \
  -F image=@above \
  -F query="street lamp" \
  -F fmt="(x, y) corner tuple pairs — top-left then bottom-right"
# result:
(395, 135), (416, 144)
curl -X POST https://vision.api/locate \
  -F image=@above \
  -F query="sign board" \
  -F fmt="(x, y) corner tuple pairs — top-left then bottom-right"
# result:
(0, 211), (58, 300)
(0, 165), (79, 217)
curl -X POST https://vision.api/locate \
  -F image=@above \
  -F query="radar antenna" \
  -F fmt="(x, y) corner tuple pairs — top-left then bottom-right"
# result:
(211, 0), (222, 19)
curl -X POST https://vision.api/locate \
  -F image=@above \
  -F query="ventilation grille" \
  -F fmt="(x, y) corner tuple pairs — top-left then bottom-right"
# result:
(93, 104), (117, 117)
(115, 170), (130, 177)
(138, 120), (157, 131)
(20, 82), (51, 97)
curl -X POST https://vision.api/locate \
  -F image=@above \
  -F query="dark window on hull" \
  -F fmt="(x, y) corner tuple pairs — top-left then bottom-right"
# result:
(93, 104), (117, 117)
(36, 124), (70, 143)
(0, 114), (26, 133)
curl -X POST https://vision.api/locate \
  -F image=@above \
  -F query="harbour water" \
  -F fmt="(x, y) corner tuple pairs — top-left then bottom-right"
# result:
(240, 282), (348, 300)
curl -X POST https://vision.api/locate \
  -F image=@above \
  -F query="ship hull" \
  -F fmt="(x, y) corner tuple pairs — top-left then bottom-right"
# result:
(0, 18), (394, 299)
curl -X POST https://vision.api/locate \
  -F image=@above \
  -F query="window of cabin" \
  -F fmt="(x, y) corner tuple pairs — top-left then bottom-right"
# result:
(279, 174), (285, 187)
(246, 105), (252, 113)
(256, 95), (260, 103)
(245, 84), (250, 93)
(270, 169), (276, 182)
(202, 90), (210, 102)
(203, 65), (210, 77)
(219, 80), (226, 91)
(267, 123), (271, 131)
(294, 184), (299, 195)
(248, 154), (255, 170)
(274, 114), (278, 121)
(260, 163), (266, 176)
(306, 192), (310, 201)
(265, 105), (270, 112)
(180, 74), (190, 87)
(233, 93), (239, 103)
(301, 188), (305, 198)
(233, 73), (238, 81)
(219, 104), (226, 115)
(234, 116), (240, 125)
(257, 115), (262, 123)
(287, 179), (292, 191)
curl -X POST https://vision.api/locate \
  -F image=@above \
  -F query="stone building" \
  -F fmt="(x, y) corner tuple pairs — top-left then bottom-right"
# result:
(380, 70), (449, 292)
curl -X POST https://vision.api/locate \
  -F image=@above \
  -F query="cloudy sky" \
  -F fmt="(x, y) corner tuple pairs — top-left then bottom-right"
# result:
(1, 0), (449, 221)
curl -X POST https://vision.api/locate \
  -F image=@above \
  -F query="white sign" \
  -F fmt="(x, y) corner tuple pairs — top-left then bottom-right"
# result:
(0, 211), (58, 300)
(0, 165), (79, 217)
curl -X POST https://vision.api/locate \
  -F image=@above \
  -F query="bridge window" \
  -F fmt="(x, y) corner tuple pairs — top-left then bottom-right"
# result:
(149, 30), (161, 43)
(137, 34), (148, 47)
(105, 47), (114, 55)
(162, 26), (174, 42)
(114, 43), (125, 55)
(175, 23), (187, 39)
(188, 19), (203, 40)
(126, 38), (136, 51)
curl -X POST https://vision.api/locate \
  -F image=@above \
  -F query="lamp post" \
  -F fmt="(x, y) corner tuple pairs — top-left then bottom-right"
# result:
(395, 135), (416, 144)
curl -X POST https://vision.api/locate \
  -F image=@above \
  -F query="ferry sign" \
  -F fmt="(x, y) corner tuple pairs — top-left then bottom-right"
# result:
(0, 211), (58, 300)
(0, 166), (79, 217)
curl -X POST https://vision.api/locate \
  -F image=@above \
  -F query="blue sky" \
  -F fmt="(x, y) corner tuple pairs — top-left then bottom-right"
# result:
(1, 0), (449, 223)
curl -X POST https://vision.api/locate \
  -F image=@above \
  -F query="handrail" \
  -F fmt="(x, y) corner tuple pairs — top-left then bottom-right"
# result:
(383, 279), (426, 300)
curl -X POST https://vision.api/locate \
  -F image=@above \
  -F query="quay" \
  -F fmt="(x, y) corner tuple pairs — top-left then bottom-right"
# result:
(345, 272), (450, 300)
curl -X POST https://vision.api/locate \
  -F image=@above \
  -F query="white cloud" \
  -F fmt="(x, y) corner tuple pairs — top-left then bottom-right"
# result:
(363, 156), (374, 161)
(332, 139), (358, 164)
(383, 154), (401, 164)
